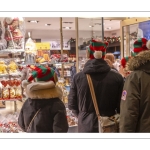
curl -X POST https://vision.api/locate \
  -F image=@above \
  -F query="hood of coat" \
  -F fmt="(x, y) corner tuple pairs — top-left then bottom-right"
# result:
(127, 50), (150, 73)
(22, 80), (63, 100)
(83, 58), (110, 74)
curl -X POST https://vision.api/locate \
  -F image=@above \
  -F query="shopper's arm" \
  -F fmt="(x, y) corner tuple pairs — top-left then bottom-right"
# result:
(68, 76), (79, 117)
(120, 73), (140, 132)
(52, 102), (68, 133)
(18, 108), (26, 132)
(116, 76), (124, 113)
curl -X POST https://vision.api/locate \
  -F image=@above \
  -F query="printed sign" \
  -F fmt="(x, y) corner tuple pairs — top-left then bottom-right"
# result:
(35, 43), (50, 50)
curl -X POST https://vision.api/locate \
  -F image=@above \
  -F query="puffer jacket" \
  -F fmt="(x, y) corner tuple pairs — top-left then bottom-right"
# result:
(68, 59), (124, 133)
(120, 50), (150, 132)
(18, 81), (68, 133)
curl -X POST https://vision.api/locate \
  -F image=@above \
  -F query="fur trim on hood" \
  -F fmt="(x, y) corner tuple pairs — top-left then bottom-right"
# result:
(127, 50), (150, 71)
(22, 80), (63, 100)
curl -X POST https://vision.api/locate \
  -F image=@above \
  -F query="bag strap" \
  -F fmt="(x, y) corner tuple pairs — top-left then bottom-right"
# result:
(86, 74), (101, 120)
(26, 108), (41, 132)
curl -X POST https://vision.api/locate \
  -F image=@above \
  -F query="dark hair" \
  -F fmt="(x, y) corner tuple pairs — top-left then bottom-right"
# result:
(8, 53), (13, 58)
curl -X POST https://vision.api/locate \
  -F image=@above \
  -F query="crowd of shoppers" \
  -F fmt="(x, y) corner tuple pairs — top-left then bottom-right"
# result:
(18, 37), (150, 133)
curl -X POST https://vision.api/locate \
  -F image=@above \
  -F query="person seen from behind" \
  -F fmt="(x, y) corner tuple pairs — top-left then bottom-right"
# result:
(18, 65), (68, 133)
(120, 38), (150, 132)
(105, 53), (118, 71)
(68, 39), (124, 132)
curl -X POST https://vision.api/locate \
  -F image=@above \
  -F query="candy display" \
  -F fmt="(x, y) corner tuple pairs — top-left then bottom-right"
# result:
(3, 17), (25, 49)
(8, 61), (18, 74)
(0, 61), (8, 74)
(0, 21), (7, 50)
(0, 113), (24, 133)
(57, 78), (70, 104)
(66, 108), (78, 127)
(0, 59), (21, 75)
(36, 50), (50, 63)
(0, 78), (22, 100)
(36, 57), (46, 63)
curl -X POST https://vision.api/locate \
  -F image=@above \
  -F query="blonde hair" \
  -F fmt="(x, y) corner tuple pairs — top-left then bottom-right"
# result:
(104, 58), (113, 68)
(105, 53), (115, 63)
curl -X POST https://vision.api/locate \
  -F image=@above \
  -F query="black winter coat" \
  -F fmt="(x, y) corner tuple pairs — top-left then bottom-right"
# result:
(18, 81), (68, 133)
(68, 59), (124, 133)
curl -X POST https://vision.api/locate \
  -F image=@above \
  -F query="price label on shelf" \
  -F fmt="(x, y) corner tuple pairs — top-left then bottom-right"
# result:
(35, 43), (50, 50)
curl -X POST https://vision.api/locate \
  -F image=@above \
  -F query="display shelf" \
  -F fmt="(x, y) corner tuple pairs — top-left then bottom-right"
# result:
(0, 99), (21, 101)
(51, 62), (75, 65)
(0, 73), (21, 78)
(0, 49), (24, 54)
(0, 74), (9, 78)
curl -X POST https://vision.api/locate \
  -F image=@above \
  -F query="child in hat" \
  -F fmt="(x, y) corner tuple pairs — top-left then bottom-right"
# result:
(119, 56), (132, 81)
(18, 65), (68, 133)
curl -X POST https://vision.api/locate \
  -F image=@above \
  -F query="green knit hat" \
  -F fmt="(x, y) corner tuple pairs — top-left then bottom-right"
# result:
(87, 39), (109, 59)
(27, 65), (57, 83)
(132, 38), (150, 56)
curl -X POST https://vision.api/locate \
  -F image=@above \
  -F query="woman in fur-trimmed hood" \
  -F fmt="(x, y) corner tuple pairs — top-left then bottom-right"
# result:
(18, 65), (68, 133)
(120, 38), (150, 132)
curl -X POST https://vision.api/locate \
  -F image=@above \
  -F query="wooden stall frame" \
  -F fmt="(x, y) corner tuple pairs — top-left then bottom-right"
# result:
(120, 17), (150, 58)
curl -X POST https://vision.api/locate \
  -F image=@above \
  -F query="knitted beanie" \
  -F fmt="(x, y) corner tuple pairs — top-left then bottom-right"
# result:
(27, 65), (58, 83)
(121, 56), (131, 68)
(132, 38), (150, 56)
(87, 40), (109, 59)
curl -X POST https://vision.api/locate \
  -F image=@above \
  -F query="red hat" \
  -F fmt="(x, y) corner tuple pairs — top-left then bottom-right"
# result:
(27, 65), (57, 83)
(121, 56), (131, 68)
(87, 40), (109, 59)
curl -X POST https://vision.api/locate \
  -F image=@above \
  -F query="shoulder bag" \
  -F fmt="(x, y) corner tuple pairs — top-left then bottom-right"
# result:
(26, 108), (41, 132)
(86, 74), (120, 133)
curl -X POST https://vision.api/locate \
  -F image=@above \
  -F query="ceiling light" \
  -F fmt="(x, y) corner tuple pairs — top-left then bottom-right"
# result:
(95, 23), (101, 25)
(28, 20), (39, 23)
(106, 27), (112, 30)
(89, 25), (94, 27)
(45, 24), (51, 26)
(63, 22), (73, 24)
(63, 27), (71, 29)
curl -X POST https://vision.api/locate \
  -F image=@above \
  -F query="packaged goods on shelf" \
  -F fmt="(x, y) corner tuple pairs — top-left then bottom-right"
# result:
(0, 77), (22, 100)
(36, 50), (50, 63)
(0, 58), (21, 76)
(3, 17), (25, 50)
(0, 112), (23, 133)
(0, 21), (7, 50)
(56, 78), (70, 104)
(66, 108), (78, 127)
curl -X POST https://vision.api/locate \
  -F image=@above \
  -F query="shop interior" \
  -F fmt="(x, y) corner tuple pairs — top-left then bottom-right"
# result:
(0, 17), (149, 133)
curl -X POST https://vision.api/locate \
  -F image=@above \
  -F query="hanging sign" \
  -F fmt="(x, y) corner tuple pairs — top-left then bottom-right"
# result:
(35, 43), (50, 50)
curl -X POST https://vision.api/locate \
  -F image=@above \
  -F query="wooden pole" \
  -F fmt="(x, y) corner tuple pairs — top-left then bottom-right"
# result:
(75, 17), (79, 73)
(125, 26), (130, 56)
(120, 21), (124, 58)
(60, 17), (64, 78)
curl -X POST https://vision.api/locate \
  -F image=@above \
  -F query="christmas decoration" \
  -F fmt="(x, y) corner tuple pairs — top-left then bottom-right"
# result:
(104, 36), (121, 43)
